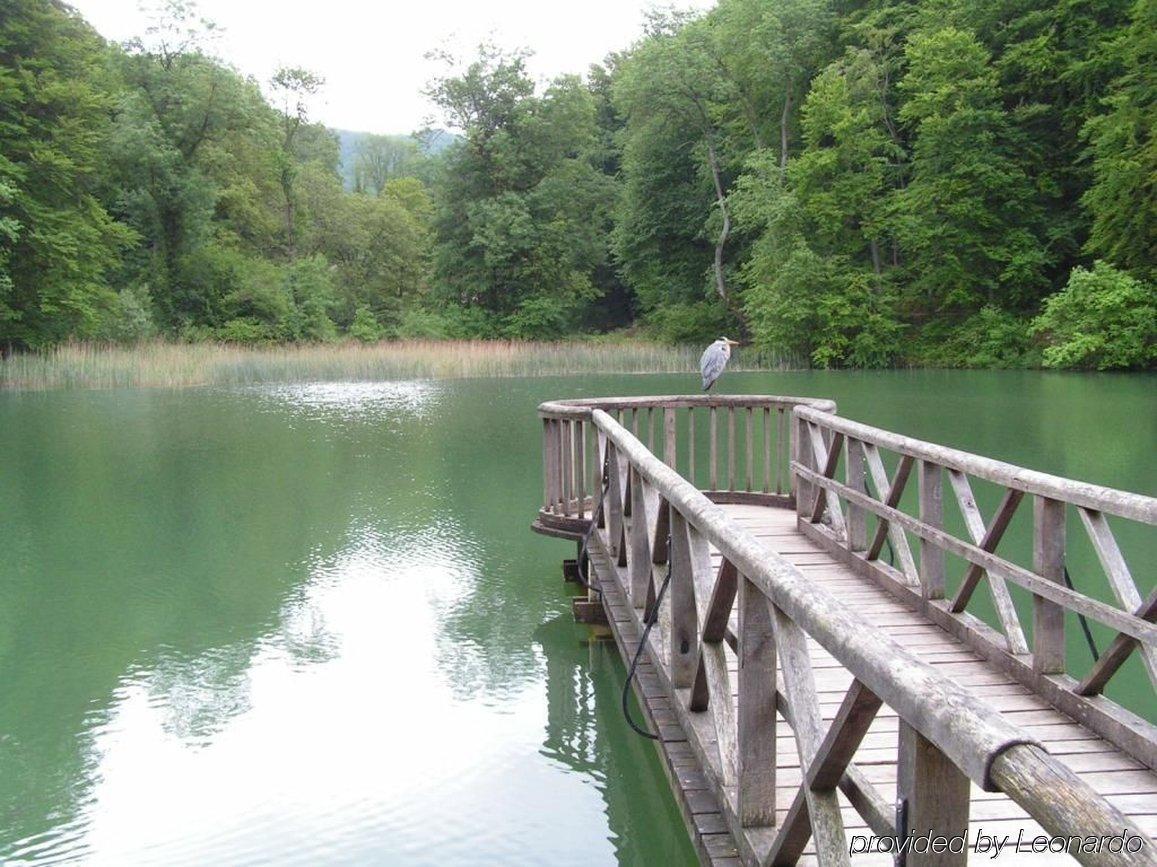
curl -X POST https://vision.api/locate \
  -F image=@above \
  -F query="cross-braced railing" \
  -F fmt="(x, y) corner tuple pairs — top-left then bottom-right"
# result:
(536, 395), (836, 539)
(792, 405), (1157, 768)
(537, 395), (1155, 867)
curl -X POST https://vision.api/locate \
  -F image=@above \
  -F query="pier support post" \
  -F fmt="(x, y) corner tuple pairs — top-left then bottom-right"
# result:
(897, 721), (970, 866)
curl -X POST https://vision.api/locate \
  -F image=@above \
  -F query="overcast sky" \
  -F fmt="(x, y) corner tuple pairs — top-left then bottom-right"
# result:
(69, 0), (716, 135)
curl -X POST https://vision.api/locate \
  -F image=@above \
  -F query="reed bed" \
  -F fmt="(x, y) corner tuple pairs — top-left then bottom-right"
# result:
(0, 340), (799, 391)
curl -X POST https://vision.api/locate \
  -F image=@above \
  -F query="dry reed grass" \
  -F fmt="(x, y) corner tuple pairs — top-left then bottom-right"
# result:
(0, 340), (797, 390)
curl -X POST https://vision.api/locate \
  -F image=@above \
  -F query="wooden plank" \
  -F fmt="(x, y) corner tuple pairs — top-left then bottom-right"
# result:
(846, 439), (868, 552)
(728, 407), (736, 492)
(777, 408), (786, 496)
(738, 576), (777, 826)
(947, 473), (1028, 654)
(746, 408), (754, 492)
(1079, 586), (1157, 696)
(897, 720), (970, 866)
(764, 407), (772, 494)
(863, 447), (918, 586)
(628, 470), (653, 606)
(710, 407), (718, 490)
(670, 509), (699, 689)
(918, 460), (945, 600)
(1080, 507), (1157, 690)
(807, 423), (847, 541)
(688, 409), (696, 487)
(767, 601), (850, 866)
(1033, 496), (1066, 675)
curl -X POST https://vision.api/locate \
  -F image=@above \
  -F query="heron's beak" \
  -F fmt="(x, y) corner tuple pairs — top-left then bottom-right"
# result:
(727, 339), (741, 346)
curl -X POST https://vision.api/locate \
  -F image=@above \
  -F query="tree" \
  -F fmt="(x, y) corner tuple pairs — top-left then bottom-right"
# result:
(1081, 0), (1156, 282)
(269, 66), (325, 257)
(352, 135), (425, 195)
(612, 14), (740, 328)
(1031, 261), (1156, 369)
(895, 28), (1049, 315)
(0, 0), (133, 349)
(425, 46), (617, 335)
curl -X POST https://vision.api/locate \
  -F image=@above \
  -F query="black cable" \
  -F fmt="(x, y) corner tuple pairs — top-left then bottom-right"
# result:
(622, 536), (674, 740)
(1063, 566), (1100, 662)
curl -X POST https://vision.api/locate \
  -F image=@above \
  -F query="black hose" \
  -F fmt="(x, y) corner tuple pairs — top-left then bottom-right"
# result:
(622, 537), (674, 740)
(1063, 566), (1100, 662)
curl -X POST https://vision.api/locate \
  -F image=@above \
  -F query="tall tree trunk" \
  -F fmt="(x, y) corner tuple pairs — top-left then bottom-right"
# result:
(870, 238), (883, 290)
(780, 78), (794, 171)
(706, 138), (731, 303)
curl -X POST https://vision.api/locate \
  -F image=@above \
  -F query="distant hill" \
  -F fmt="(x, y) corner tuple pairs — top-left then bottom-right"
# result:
(332, 128), (459, 188)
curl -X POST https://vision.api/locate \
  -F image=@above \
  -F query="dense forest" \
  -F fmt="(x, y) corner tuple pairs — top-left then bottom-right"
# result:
(1, 0), (1153, 368)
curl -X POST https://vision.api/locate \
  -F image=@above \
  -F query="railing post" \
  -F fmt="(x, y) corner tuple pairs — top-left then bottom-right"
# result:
(542, 418), (552, 511)
(669, 509), (697, 688)
(846, 438), (868, 551)
(738, 576), (776, 826)
(628, 469), (651, 606)
(664, 407), (676, 468)
(1033, 496), (1067, 674)
(897, 721), (970, 866)
(793, 411), (816, 518)
(919, 460), (945, 600)
(606, 442), (624, 562)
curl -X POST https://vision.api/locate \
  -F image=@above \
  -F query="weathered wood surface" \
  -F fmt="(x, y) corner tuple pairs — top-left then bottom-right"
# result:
(537, 395), (1157, 867)
(591, 501), (1157, 865)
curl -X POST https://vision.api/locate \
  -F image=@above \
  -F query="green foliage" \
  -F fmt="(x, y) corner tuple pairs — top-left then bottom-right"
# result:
(2, 0), (1154, 369)
(0, 0), (134, 349)
(1031, 262), (1156, 370)
(910, 307), (1037, 368)
(349, 305), (384, 342)
(425, 47), (619, 335)
(644, 301), (733, 344)
(94, 285), (158, 343)
(1081, 0), (1156, 282)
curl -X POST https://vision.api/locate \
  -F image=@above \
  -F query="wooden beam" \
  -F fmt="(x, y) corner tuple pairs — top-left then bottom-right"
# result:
(1078, 586), (1157, 696)
(768, 601), (849, 866)
(1033, 496), (1066, 675)
(771, 680), (882, 863)
(1080, 507), (1157, 689)
(918, 461), (945, 600)
(897, 721), (970, 867)
(669, 510), (699, 689)
(864, 448), (918, 586)
(738, 576), (776, 827)
(947, 474), (1028, 654)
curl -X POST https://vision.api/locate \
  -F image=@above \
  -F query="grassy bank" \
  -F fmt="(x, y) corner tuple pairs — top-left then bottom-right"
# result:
(0, 340), (799, 390)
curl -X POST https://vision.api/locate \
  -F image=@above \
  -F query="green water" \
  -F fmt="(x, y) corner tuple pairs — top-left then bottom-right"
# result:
(0, 371), (1152, 865)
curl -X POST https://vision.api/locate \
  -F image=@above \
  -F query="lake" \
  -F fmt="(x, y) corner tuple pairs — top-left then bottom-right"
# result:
(0, 370), (1153, 865)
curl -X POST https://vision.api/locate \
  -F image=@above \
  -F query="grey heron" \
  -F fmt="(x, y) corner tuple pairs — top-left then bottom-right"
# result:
(699, 337), (740, 391)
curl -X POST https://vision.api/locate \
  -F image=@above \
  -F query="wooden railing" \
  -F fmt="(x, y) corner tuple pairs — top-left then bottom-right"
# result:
(540, 395), (1154, 866)
(792, 404), (1157, 769)
(536, 395), (837, 539)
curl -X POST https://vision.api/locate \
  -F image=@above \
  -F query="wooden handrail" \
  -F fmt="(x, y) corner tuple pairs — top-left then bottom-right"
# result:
(791, 404), (1157, 773)
(794, 406), (1156, 524)
(595, 407), (1037, 790)
(536, 396), (836, 533)
(557, 396), (1153, 865)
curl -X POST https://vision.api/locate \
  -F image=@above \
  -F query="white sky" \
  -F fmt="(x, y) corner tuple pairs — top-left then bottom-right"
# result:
(69, 0), (717, 135)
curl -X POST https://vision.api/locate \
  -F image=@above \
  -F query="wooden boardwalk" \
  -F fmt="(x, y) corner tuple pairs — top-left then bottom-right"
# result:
(534, 395), (1157, 866)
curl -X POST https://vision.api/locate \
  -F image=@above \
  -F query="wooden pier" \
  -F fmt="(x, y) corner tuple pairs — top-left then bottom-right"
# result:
(532, 396), (1157, 866)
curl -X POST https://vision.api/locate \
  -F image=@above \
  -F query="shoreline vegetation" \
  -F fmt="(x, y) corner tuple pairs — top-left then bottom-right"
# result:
(3, 1), (1153, 372)
(0, 340), (803, 391)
